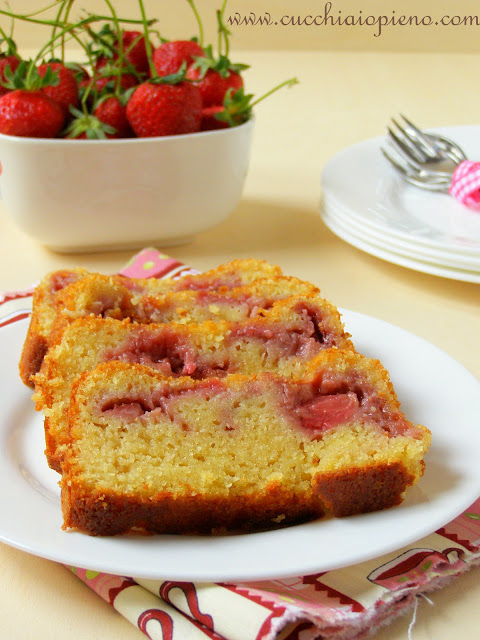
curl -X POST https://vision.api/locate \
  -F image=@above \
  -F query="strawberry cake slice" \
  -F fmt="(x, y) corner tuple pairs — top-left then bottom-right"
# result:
(61, 354), (431, 536)
(33, 294), (352, 472)
(45, 273), (320, 349)
(18, 267), (89, 387)
(19, 259), (284, 386)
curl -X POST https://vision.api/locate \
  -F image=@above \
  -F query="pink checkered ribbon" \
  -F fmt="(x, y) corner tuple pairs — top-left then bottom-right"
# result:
(449, 160), (480, 207)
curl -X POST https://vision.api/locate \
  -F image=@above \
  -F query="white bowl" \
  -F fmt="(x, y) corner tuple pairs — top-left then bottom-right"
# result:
(0, 119), (253, 253)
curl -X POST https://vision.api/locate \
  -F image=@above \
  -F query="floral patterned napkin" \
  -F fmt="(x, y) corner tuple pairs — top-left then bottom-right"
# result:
(2, 248), (479, 640)
(68, 505), (480, 640)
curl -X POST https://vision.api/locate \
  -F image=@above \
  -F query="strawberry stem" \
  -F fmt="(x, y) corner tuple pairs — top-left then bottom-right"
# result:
(34, 20), (82, 64)
(137, 0), (156, 77)
(18, 1), (64, 19)
(185, 0), (204, 47)
(216, 77), (299, 127)
(0, 6), (73, 28)
(51, 0), (65, 59)
(30, 10), (136, 71)
(0, 7), (153, 30)
(50, 0), (73, 60)
(0, 25), (17, 58)
(84, 14), (156, 27)
(25, 59), (38, 87)
(102, 0), (126, 94)
(61, 0), (75, 62)
(216, 0), (230, 57)
(249, 77), (299, 109)
(0, 3), (17, 56)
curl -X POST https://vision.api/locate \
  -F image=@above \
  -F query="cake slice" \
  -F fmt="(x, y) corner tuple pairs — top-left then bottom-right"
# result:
(18, 268), (88, 387)
(133, 275), (319, 325)
(34, 294), (353, 472)
(61, 355), (431, 536)
(19, 259), (284, 386)
(46, 273), (319, 348)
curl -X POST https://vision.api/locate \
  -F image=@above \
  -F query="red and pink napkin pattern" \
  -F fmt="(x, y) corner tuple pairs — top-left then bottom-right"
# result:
(2, 248), (480, 640)
(66, 513), (480, 640)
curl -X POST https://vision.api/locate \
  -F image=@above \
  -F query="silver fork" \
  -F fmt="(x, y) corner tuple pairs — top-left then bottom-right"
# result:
(382, 115), (467, 191)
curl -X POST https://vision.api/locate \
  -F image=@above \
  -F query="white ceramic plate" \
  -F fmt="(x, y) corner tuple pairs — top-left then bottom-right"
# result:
(1, 313), (480, 582)
(321, 125), (480, 275)
(322, 206), (480, 284)
(324, 193), (480, 270)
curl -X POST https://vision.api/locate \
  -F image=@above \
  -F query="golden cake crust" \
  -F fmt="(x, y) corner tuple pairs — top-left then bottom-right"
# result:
(313, 462), (416, 517)
(62, 481), (325, 536)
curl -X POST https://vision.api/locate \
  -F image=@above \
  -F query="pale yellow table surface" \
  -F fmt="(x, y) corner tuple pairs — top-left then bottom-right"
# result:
(0, 50), (479, 639)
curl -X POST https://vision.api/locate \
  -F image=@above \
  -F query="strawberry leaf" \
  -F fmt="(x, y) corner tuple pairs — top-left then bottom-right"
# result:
(2, 61), (20, 87)
(214, 78), (298, 128)
(1, 60), (60, 91)
(63, 109), (116, 139)
(0, 36), (18, 58)
(191, 47), (249, 79)
(65, 62), (89, 83)
(214, 87), (254, 127)
(229, 62), (250, 74)
(214, 55), (231, 78)
(214, 55), (249, 77)
(93, 85), (135, 109)
(150, 61), (188, 85)
(97, 58), (138, 78)
(190, 54), (214, 78)
(86, 23), (118, 61)
(38, 65), (59, 88)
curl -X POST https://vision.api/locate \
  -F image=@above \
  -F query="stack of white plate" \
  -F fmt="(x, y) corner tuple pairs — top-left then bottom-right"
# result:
(321, 125), (480, 283)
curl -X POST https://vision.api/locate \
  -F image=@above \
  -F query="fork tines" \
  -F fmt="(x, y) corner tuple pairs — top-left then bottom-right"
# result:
(382, 115), (463, 192)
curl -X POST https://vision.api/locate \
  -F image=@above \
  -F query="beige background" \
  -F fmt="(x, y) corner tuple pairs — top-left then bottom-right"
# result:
(6, 0), (480, 53)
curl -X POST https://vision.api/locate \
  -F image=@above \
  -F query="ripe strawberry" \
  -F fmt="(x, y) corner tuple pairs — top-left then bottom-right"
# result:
(91, 25), (151, 76)
(183, 41), (248, 108)
(38, 62), (79, 115)
(94, 66), (138, 94)
(0, 55), (20, 97)
(94, 95), (133, 138)
(223, 70), (244, 97)
(200, 105), (230, 131)
(186, 66), (243, 107)
(121, 30), (150, 75)
(126, 81), (202, 137)
(66, 62), (90, 85)
(0, 36), (21, 97)
(0, 89), (65, 137)
(152, 40), (204, 77)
